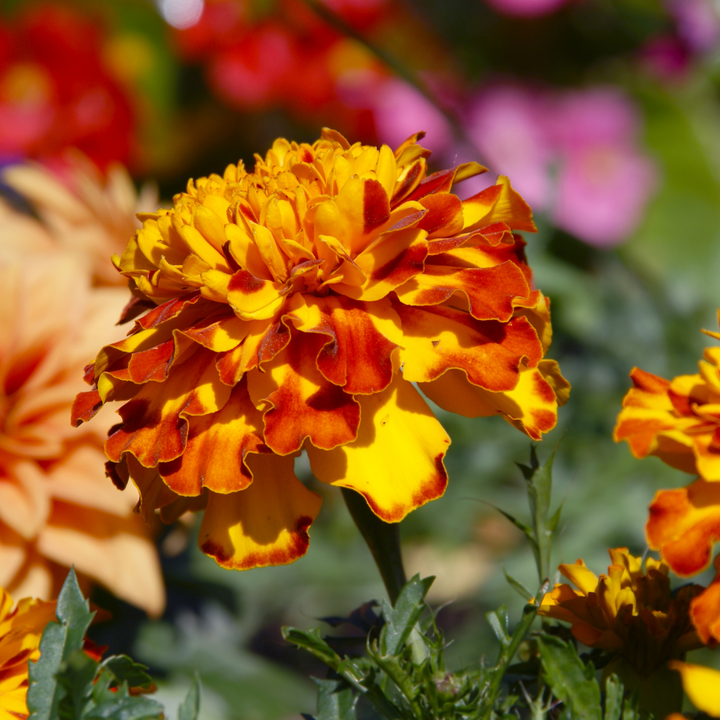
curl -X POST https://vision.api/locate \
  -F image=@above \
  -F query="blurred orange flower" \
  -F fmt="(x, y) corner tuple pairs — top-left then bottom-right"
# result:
(2, 154), (156, 286)
(73, 128), (568, 572)
(0, 586), (55, 720)
(538, 548), (702, 676)
(0, 252), (163, 614)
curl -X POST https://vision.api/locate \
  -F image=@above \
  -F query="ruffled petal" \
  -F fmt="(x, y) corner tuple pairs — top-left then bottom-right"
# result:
(198, 454), (321, 570)
(158, 377), (265, 496)
(248, 331), (360, 454)
(419, 362), (563, 440)
(646, 478), (720, 576)
(307, 374), (449, 522)
(286, 294), (403, 394)
(689, 557), (720, 645)
(105, 346), (232, 467)
(396, 303), (542, 392)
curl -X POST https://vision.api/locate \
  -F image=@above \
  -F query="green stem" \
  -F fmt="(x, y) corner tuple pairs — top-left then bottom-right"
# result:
(298, 0), (473, 149)
(341, 487), (407, 605)
(486, 602), (540, 708)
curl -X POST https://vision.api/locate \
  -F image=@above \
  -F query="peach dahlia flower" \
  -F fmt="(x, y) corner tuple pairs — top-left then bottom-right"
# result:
(0, 253), (163, 614)
(2, 154), (157, 286)
(0, 586), (55, 720)
(73, 128), (569, 572)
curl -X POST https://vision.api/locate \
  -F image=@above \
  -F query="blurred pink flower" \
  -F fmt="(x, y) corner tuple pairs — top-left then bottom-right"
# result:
(548, 88), (656, 246)
(668, 0), (720, 54)
(372, 77), (453, 155)
(467, 85), (552, 209)
(484, 0), (571, 18)
(467, 84), (656, 247)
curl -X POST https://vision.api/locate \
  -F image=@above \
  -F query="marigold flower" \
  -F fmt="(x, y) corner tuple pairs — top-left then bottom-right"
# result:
(614, 318), (720, 479)
(538, 548), (702, 676)
(669, 661), (720, 717)
(0, 586), (55, 720)
(73, 129), (568, 571)
(0, 253), (163, 614)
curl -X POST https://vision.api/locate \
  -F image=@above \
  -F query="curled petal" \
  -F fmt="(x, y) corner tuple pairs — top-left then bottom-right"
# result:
(307, 374), (449, 522)
(105, 346), (232, 467)
(419, 362), (564, 440)
(287, 294), (403, 394)
(462, 176), (536, 233)
(394, 261), (530, 322)
(690, 558), (720, 645)
(396, 303), (543, 392)
(646, 478), (720, 576)
(248, 331), (360, 455)
(198, 454), (321, 570)
(158, 378), (265, 496)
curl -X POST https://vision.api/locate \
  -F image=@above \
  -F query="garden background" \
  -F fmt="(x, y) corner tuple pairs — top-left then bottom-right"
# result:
(2, 0), (720, 717)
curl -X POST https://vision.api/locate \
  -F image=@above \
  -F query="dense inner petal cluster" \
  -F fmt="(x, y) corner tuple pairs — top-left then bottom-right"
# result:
(539, 549), (702, 677)
(73, 128), (568, 571)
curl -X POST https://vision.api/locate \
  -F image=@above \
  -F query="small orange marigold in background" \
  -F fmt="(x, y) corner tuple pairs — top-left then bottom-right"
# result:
(538, 548), (702, 677)
(73, 128), (569, 571)
(0, 586), (55, 720)
(615, 315), (720, 645)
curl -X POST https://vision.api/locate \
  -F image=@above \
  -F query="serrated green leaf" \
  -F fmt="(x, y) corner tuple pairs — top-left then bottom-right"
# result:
(85, 683), (163, 720)
(282, 628), (342, 669)
(604, 674), (623, 720)
(100, 656), (154, 692)
(28, 568), (95, 720)
(485, 607), (510, 648)
(178, 675), (201, 720)
(538, 635), (601, 720)
(502, 568), (533, 601)
(380, 575), (433, 656)
(314, 678), (357, 720)
(56, 648), (98, 720)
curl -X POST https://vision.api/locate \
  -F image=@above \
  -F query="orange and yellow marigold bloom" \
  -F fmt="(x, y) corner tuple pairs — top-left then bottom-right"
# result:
(538, 548), (702, 676)
(0, 587), (55, 720)
(616, 317), (720, 645)
(73, 128), (568, 571)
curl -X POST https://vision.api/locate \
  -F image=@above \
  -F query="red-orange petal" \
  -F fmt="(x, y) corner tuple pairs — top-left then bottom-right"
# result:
(646, 478), (720, 576)
(198, 453), (322, 570)
(395, 302), (542, 392)
(105, 346), (231, 467)
(287, 294), (402, 394)
(247, 331), (360, 455)
(690, 557), (720, 645)
(158, 378), (265, 496)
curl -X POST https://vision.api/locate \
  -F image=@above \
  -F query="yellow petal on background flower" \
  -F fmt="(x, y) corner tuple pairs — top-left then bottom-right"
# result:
(158, 379), (264, 496)
(419, 363), (561, 440)
(248, 331), (360, 455)
(37, 501), (165, 617)
(198, 454), (321, 570)
(287, 294), (402, 394)
(669, 661), (720, 716)
(106, 347), (232, 467)
(689, 556), (720, 645)
(462, 176), (536, 233)
(646, 478), (720, 576)
(397, 303), (542, 392)
(394, 261), (530, 322)
(306, 374), (450, 523)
